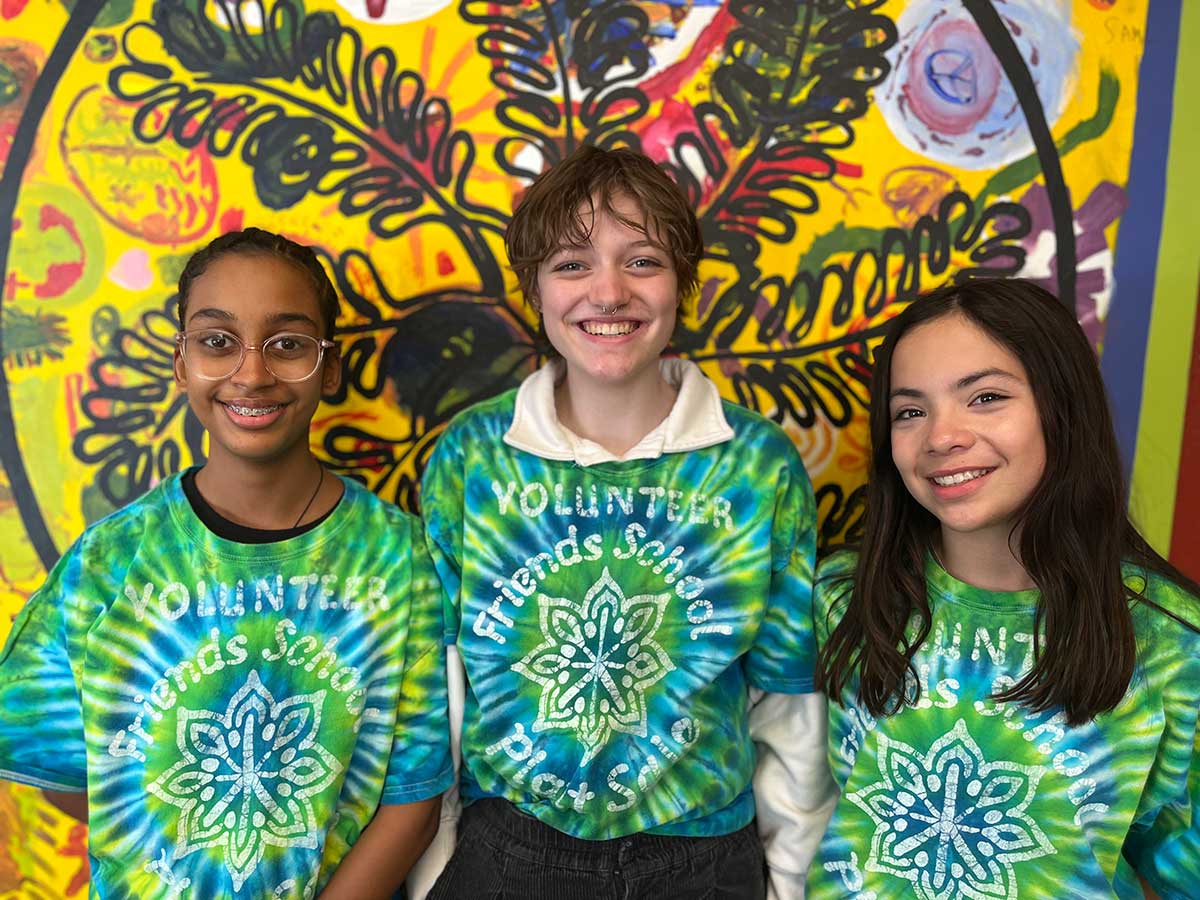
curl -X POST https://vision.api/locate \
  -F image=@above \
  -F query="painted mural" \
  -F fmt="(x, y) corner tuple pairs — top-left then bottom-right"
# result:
(0, 0), (1165, 894)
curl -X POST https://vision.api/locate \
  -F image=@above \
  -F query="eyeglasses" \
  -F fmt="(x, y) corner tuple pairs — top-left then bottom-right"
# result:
(175, 329), (335, 382)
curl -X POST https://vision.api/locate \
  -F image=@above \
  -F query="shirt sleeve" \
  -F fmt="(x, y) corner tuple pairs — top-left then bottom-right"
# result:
(419, 428), (465, 646)
(1122, 656), (1200, 895)
(751, 690), (840, 900)
(742, 450), (818, 693)
(0, 541), (88, 792)
(380, 517), (455, 805)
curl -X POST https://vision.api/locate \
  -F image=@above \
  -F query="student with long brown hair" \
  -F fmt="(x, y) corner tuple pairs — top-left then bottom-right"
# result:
(809, 279), (1200, 899)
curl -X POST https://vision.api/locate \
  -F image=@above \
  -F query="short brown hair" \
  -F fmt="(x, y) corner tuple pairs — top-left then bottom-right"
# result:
(505, 146), (703, 310)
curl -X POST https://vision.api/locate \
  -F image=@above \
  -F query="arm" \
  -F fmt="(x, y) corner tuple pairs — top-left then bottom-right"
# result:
(0, 543), (89, 800)
(372, 513), (458, 898)
(1123, 711), (1200, 898)
(405, 431), (469, 898)
(745, 453), (834, 899)
(41, 789), (88, 822)
(318, 798), (441, 900)
(751, 691), (839, 900)
(405, 644), (466, 900)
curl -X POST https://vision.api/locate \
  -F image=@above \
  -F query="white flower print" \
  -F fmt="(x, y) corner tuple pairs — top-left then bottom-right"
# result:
(147, 670), (343, 892)
(848, 719), (1055, 900)
(513, 567), (675, 764)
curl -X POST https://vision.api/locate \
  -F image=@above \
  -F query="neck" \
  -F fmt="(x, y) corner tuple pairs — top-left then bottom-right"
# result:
(195, 444), (333, 530)
(555, 361), (677, 457)
(937, 526), (1035, 592)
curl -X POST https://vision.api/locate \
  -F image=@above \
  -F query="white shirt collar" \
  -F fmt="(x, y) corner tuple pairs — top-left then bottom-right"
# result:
(503, 358), (735, 466)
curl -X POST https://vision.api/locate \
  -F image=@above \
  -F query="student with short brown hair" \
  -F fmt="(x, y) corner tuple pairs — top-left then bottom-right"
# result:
(419, 146), (834, 899)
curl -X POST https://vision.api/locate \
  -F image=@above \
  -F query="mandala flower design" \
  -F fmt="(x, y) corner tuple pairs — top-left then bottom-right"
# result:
(147, 670), (343, 892)
(848, 719), (1055, 900)
(513, 567), (675, 763)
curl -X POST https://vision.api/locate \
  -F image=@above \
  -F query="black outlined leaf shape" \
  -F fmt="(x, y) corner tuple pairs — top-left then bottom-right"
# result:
(112, 0), (507, 290)
(460, 0), (655, 176)
(684, 192), (1032, 427)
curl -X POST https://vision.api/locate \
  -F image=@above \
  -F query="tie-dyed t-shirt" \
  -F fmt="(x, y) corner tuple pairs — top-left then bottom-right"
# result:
(809, 550), (1200, 900)
(0, 474), (453, 900)
(421, 390), (816, 840)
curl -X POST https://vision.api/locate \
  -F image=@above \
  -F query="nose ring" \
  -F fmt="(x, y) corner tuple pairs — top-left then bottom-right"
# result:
(600, 304), (617, 316)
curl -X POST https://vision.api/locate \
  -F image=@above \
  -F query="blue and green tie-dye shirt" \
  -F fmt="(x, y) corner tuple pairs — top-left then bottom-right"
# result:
(809, 550), (1200, 900)
(0, 474), (453, 900)
(421, 381), (817, 840)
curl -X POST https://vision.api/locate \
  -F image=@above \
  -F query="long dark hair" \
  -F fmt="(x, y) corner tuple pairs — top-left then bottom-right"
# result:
(816, 278), (1199, 725)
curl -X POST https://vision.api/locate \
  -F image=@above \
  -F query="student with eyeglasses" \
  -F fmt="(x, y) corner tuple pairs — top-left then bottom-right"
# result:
(0, 228), (452, 899)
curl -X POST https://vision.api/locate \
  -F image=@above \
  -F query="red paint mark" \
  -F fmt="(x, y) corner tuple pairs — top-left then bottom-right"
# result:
(34, 203), (85, 298)
(1087, 0), (1117, 9)
(1, 0), (30, 19)
(37, 261), (84, 298)
(366, 0), (388, 18)
(64, 372), (83, 437)
(58, 823), (90, 896)
(638, 6), (735, 101)
(1170, 275), (1200, 583)
(436, 251), (455, 276)
(4, 270), (27, 300)
(220, 208), (245, 233)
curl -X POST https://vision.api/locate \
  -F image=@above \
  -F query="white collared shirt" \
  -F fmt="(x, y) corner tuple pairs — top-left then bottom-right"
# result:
(503, 357), (735, 465)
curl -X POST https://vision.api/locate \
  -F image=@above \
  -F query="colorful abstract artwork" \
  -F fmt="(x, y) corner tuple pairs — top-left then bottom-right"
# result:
(0, 0), (1188, 893)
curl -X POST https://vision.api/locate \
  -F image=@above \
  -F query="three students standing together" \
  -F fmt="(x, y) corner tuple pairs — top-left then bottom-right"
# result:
(0, 145), (1196, 899)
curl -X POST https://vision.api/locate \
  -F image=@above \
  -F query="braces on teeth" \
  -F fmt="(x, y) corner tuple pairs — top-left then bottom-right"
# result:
(228, 403), (281, 417)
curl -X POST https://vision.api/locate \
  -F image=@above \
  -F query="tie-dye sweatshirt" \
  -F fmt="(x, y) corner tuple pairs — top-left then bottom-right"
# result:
(809, 550), (1200, 900)
(421, 360), (818, 840)
(0, 474), (453, 900)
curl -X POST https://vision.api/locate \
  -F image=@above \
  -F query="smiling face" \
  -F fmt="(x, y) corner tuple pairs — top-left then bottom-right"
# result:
(888, 312), (1046, 550)
(173, 252), (340, 469)
(536, 193), (678, 390)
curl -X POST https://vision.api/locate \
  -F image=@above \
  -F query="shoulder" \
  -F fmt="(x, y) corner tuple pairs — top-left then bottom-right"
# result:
(36, 481), (176, 602)
(439, 389), (519, 446)
(422, 390), (518, 481)
(817, 548), (859, 580)
(815, 548), (858, 609)
(816, 548), (859, 597)
(718, 401), (808, 473)
(1125, 563), (1200, 645)
(75, 480), (176, 553)
(339, 476), (419, 530)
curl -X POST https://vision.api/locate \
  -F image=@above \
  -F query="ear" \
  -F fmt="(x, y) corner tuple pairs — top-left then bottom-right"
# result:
(173, 344), (188, 390)
(321, 345), (342, 395)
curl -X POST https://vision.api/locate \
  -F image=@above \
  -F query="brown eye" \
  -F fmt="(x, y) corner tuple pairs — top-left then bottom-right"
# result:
(197, 331), (238, 354)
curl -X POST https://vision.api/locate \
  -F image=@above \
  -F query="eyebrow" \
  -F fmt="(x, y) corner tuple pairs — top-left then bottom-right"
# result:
(266, 311), (320, 329)
(187, 307), (235, 324)
(547, 238), (664, 256)
(186, 308), (319, 330)
(889, 367), (1024, 400)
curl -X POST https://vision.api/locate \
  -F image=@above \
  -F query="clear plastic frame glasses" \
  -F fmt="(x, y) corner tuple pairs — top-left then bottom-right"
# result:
(175, 329), (335, 382)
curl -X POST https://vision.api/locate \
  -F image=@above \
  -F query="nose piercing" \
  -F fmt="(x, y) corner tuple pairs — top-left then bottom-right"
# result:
(600, 304), (616, 316)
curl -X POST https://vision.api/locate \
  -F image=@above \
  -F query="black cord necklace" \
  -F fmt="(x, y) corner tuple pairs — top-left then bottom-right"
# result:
(293, 464), (325, 528)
